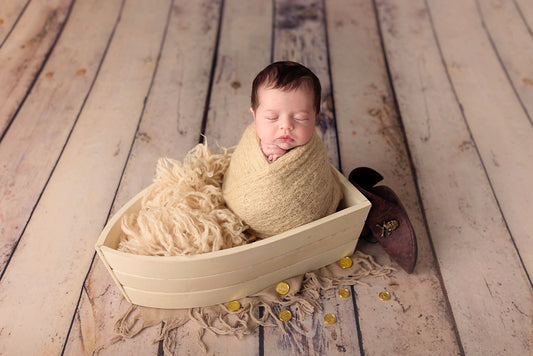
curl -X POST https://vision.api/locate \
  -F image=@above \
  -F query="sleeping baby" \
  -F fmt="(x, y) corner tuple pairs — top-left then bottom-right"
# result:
(222, 61), (343, 237)
(118, 61), (343, 256)
(250, 61), (321, 162)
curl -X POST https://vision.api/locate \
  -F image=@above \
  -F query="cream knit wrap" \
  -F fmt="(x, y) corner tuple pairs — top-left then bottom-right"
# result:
(222, 124), (343, 237)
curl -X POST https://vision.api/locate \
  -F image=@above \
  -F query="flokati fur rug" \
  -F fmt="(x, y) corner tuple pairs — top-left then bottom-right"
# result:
(119, 144), (254, 256)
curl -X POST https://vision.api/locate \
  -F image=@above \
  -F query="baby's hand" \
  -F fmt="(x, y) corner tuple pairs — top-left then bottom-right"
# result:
(260, 141), (287, 162)
(268, 153), (282, 162)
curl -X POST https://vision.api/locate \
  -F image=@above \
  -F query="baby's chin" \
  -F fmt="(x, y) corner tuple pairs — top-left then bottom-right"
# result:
(275, 142), (296, 151)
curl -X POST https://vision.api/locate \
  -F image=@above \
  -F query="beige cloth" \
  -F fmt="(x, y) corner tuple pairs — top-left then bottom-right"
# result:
(222, 124), (343, 237)
(106, 251), (393, 355)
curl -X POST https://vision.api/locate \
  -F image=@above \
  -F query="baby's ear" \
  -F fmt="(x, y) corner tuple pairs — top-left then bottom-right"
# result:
(250, 107), (255, 118)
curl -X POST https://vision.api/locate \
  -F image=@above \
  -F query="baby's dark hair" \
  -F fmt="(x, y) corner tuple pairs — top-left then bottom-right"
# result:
(251, 61), (321, 114)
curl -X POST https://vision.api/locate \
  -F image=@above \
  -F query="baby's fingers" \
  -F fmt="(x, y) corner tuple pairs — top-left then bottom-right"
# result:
(268, 154), (279, 162)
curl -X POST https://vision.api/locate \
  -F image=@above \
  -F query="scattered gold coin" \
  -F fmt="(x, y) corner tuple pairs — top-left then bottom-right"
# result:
(226, 300), (241, 312)
(324, 313), (337, 325)
(278, 309), (292, 322)
(276, 281), (290, 295)
(338, 288), (350, 298)
(338, 256), (353, 269)
(378, 291), (391, 301)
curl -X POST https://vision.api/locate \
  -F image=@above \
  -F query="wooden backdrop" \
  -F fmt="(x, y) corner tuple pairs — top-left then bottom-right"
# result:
(0, 0), (531, 354)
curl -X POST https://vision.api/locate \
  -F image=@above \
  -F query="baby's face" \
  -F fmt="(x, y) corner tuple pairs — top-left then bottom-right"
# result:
(251, 86), (317, 152)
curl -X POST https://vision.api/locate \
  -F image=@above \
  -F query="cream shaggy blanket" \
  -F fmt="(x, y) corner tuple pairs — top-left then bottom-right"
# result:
(118, 144), (252, 256)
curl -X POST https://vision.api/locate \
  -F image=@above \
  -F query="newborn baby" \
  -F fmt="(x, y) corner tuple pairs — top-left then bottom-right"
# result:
(222, 61), (343, 237)
(250, 61), (321, 162)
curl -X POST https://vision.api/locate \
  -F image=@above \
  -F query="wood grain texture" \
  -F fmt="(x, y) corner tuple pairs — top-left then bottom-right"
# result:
(0, 1), (531, 354)
(327, 0), (460, 354)
(0, 0), (30, 45)
(0, 0), (171, 353)
(515, 0), (533, 35)
(0, 0), (122, 276)
(203, 0), (273, 148)
(377, 0), (532, 353)
(64, 260), (159, 356)
(0, 0), (73, 137)
(476, 0), (533, 126)
(427, 0), (533, 276)
(273, 0), (340, 169)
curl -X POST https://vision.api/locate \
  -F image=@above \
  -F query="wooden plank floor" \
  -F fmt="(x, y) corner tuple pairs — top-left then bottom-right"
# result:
(0, 0), (531, 354)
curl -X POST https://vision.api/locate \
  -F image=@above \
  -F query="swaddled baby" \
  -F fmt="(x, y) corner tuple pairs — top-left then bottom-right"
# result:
(222, 61), (343, 237)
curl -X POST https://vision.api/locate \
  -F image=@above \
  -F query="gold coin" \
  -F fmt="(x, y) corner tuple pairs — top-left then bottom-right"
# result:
(278, 309), (292, 322)
(378, 291), (391, 301)
(276, 281), (290, 295)
(324, 313), (337, 325)
(338, 288), (350, 298)
(338, 256), (353, 269)
(226, 300), (241, 312)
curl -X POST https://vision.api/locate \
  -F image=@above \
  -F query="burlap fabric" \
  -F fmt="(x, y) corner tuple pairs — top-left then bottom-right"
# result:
(222, 124), (343, 237)
(105, 251), (393, 354)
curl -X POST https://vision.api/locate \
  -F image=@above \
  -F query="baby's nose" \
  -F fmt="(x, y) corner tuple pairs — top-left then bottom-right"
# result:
(280, 117), (294, 130)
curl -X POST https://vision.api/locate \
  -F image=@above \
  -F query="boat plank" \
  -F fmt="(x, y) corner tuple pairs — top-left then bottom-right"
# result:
(0, 0), (29, 45)
(477, 0), (533, 126)
(327, 0), (460, 354)
(0, 0), (72, 137)
(427, 0), (533, 280)
(0, 0), (171, 354)
(63, 0), (225, 354)
(0, 0), (122, 276)
(376, 0), (533, 354)
(168, 0), (272, 353)
(262, 1), (359, 354)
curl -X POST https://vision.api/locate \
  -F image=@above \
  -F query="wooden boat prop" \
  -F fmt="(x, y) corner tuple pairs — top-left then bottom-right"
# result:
(95, 169), (371, 309)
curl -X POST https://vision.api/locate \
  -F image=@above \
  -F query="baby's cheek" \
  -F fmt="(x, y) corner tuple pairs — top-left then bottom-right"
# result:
(257, 133), (274, 146)
(300, 131), (314, 145)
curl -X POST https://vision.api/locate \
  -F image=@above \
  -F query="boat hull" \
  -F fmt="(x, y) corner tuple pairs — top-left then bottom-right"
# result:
(95, 169), (371, 309)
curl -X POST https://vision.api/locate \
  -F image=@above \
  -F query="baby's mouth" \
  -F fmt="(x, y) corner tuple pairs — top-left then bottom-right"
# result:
(277, 135), (294, 142)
